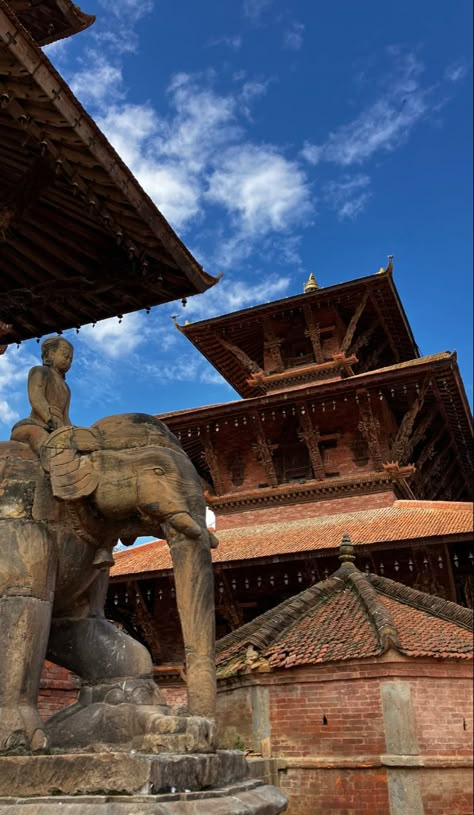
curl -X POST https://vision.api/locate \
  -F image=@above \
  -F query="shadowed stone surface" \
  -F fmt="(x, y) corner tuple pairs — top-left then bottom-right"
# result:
(0, 781), (288, 814)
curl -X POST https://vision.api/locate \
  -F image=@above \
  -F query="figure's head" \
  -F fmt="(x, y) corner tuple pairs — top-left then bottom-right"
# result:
(41, 337), (74, 375)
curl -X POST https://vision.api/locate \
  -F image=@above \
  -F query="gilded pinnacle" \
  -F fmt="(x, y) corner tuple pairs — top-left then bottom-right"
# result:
(304, 273), (319, 293)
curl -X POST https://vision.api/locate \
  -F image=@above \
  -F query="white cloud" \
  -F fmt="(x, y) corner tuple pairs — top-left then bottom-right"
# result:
(79, 312), (146, 359)
(178, 274), (291, 321)
(303, 51), (431, 167)
(208, 35), (242, 52)
(301, 141), (323, 166)
(444, 62), (468, 83)
(283, 21), (304, 51)
(98, 0), (153, 24)
(243, 0), (272, 20)
(324, 174), (372, 220)
(207, 145), (312, 235)
(0, 398), (19, 425)
(69, 54), (123, 106)
(0, 346), (37, 428)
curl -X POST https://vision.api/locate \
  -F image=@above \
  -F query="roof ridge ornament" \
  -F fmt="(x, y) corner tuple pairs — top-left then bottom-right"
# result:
(377, 255), (394, 274)
(304, 272), (319, 293)
(338, 532), (355, 563)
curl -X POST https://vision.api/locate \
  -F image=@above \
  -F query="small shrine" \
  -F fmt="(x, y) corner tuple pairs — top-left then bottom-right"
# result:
(215, 536), (474, 815)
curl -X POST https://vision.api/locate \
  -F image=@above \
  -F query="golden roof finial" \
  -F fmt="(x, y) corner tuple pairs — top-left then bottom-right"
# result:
(378, 255), (394, 274)
(304, 272), (319, 293)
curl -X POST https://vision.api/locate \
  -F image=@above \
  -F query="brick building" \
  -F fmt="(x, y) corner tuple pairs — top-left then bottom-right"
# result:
(106, 262), (473, 665)
(215, 538), (474, 815)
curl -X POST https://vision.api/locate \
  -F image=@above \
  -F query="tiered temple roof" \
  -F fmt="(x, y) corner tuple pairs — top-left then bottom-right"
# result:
(160, 351), (473, 505)
(215, 538), (474, 677)
(176, 264), (418, 397)
(0, 0), (218, 344)
(110, 499), (474, 580)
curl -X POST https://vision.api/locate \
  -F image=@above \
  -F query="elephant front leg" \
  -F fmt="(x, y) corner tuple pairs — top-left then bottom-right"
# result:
(0, 521), (55, 752)
(164, 523), (217, 720)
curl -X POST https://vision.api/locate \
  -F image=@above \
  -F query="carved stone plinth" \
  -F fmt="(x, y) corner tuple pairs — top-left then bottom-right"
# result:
(0, 751), (250, 797)
(0, 782), (287, 814)
(0, 753), (287, 814)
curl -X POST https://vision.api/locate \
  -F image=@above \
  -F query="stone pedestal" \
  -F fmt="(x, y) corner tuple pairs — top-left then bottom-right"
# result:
(0, 751), (287, 814)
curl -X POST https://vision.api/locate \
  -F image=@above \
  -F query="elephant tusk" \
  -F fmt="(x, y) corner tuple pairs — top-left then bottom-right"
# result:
(208, 531), (219, 549)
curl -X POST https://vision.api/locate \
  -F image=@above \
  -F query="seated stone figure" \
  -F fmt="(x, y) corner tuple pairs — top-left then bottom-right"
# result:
(11, 336), (74, 455)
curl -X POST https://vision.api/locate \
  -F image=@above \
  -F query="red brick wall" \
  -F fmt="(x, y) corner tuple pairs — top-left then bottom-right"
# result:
(38, 661), (79, 721)
(280, 767), (390, 815)
(216, 658), (473, 815)
(410, 672), (473, 757)
(418, 767), (474, 815)
(218, 489), (396, 529)
(269, 675), (386, 758)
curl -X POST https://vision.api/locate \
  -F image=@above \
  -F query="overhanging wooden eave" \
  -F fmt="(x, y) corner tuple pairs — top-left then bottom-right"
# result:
(7, 0), (95, 46)
(0, 0), (219, 343)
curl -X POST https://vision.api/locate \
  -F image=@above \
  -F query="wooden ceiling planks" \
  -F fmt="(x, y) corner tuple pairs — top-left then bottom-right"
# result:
(0, 0), (219, 345)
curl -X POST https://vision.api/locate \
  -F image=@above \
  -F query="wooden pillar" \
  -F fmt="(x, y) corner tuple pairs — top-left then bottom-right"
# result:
(357, 389), (383, 471)
(302, 304), (324, 363)
(297, 404), (325, 480)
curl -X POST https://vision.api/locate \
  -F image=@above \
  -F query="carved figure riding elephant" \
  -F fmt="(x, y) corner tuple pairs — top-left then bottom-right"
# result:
(0, 413), (218, 753)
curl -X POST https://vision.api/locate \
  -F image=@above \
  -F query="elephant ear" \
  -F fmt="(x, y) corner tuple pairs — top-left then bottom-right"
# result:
(40, 426), (100, 501)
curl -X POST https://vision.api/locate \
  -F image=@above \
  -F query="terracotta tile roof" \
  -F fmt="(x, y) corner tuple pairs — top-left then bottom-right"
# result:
(110, 499), (473, 578)
(215, 542), (474, 676)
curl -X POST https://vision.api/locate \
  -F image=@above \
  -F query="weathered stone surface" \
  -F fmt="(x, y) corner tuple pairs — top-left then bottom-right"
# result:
(0, 782), (288, 814)
(0, 751), (249, 798)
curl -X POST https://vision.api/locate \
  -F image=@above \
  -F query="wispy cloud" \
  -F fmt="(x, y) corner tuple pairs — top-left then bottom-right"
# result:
(324, 174), (372, 220)
(242, 0), (272, 21)
(302, 50), (432, 167)
(444, 61), (468, 83)
(207, 35), (242, 52)
(283, 21), (304, 51)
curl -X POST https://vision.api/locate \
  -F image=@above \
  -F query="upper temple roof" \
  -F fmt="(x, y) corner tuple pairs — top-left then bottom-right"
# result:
(177, 267), (419, 397)
(215, 540), (474, 676)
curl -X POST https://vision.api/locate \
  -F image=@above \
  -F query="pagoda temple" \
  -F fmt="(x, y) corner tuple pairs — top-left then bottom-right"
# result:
(109, 261), (473, 666)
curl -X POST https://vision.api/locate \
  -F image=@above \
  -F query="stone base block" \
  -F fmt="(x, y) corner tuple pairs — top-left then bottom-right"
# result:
(0, 781), (288, 814)
(0, 751), (249, 797)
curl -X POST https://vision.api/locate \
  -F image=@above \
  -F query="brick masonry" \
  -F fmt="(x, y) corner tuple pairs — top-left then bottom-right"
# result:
(215, 656), (474, 815)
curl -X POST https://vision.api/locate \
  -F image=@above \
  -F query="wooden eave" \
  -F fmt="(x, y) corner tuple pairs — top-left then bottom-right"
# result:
(159, 353), (473, 494)
(0, 0), (218, 343)
(7, 0), (95, 46)
(178, 270), (419, 397)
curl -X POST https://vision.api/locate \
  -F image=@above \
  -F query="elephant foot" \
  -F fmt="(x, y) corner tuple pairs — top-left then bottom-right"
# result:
(0, 706), (48, 753)
(44, 677), (216, 754)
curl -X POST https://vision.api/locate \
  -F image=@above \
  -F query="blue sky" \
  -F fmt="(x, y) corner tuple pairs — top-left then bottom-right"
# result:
(1, 0), (472, 432)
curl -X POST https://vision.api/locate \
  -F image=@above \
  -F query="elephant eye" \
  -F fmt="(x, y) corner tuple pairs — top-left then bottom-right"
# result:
(153, 467), (165, 476)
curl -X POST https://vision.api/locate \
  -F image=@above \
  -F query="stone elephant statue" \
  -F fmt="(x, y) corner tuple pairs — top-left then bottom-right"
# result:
(0, 413), (218, 753)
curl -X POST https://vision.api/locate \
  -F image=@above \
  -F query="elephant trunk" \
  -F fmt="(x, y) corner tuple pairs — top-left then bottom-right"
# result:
(162, 520), (216, 720)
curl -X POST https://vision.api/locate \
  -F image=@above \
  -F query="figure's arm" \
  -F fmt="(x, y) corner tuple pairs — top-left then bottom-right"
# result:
(27, 367), (52, 425)
(64, 384), (72, 426)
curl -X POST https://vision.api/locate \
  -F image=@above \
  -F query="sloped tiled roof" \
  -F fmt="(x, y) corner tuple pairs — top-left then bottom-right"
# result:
(215, 539), (474, 676)
(110, 499), (473, 578)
